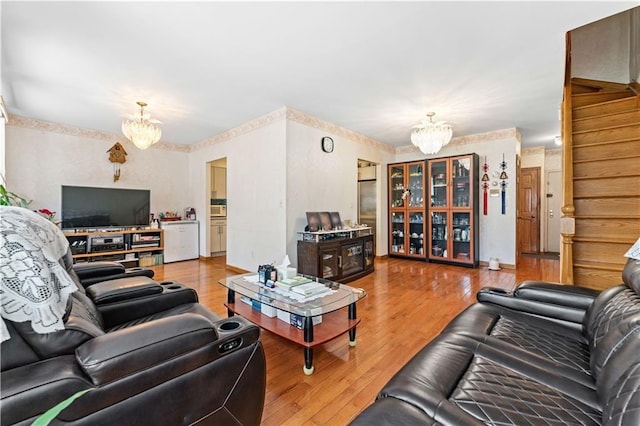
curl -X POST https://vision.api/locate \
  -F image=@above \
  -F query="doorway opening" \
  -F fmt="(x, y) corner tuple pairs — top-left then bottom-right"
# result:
(357, 159), (378, 254)
(208, 158), (227, 257)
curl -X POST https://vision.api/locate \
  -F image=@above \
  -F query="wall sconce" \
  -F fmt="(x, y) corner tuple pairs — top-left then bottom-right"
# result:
(107, 142), (127, 182)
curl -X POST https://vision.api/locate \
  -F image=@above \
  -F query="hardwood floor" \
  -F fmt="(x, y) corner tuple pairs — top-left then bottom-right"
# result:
(149, 256), (559, 425)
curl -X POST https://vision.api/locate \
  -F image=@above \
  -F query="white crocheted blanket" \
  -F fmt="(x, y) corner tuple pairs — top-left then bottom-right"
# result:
(0, 206), (77, 342)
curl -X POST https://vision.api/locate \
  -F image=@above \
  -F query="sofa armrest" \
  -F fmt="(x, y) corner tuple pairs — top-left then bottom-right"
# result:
(0, 356), (91, 425)
(514, 281), (599, 310)
(477, 281), (599, 325)
(85, 276), (163, 304)
(76, 314), (260, 385)
(73, 262), (154, 287)
(97, 281), (200, 328)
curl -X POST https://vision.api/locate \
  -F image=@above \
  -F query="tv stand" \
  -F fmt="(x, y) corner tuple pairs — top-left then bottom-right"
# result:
(63, 228), (164, 267)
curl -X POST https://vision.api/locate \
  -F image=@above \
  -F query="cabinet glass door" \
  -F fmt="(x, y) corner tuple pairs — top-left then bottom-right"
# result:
(429, 160), (448, 207)
(390, 165), (405, 208)
(341, 242), (364, 276)
(364, 238), (374, 267)
(321, 246), (340, 279)
(390, 212), (405, 254)
(408, 212), (425, 256)
(407, 163), (424, 208)
(452, 212), (472, 262)
(452, 157), (471, 208)
(430, 212), (447, 258)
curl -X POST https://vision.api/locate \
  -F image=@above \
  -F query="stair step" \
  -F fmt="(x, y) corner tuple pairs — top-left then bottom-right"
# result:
(573, 263), (625, 290)
(573, 240), (631, 265)
(573, 96), (638, 119)
(573, 138), (640, 161)
(572, 123), (640, 146)
(571, 78), (630, 92)
(573, 156), (640, 178)
(575, 217), (640, 240)
(572, 109), (640, 132)
(572, 90), (635, 108)
(574, 176), (640, 198)
(574, 198), (640, 217)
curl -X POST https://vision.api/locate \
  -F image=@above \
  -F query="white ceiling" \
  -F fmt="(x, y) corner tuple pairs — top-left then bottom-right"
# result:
(2, 1), (637, 149)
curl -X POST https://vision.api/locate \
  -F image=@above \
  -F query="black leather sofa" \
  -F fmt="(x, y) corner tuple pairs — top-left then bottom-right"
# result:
(1, 249), (267, 425)
(351, 259), (640, 425)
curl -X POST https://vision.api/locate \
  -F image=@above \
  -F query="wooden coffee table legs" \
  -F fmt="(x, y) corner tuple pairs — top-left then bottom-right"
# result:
(302, 302), (357, 375)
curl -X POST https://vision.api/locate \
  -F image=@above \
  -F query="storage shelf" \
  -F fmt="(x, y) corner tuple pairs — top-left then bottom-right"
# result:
(66, 229), (164, 267)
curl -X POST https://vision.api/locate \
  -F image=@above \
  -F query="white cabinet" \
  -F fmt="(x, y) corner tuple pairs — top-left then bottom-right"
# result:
(211, 219), (227, 254)
(161, 221), (199, 263)
(211, 167), (227, 199)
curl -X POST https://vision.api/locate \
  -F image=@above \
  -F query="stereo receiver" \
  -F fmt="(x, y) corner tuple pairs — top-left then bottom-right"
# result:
(88, 234), (124, 253)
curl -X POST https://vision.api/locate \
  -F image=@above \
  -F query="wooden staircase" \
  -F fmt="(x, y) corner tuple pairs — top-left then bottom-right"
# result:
(565, 79), (640, 290)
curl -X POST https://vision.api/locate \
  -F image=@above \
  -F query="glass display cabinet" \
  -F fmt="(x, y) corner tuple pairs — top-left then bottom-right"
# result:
(388, 161), (427, 260)
(427, 154), (479, 266)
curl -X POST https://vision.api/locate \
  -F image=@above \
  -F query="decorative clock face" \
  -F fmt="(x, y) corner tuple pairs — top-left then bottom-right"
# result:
(321, 136), (334, 153)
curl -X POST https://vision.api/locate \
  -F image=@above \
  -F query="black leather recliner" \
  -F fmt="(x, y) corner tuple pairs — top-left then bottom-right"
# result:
(1, 249), (267, 425)
(351, 259), (640, 425)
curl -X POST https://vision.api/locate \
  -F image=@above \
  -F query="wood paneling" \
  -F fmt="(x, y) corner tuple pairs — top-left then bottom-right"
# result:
(573, 96), (638, 119)
(574, 198), (640, 216)
(573, 96), (638, 120)
(575, 217), (640, 239)
(573, 156), (640, 178)
(572, 110), (640, 132)
(573, 240), (630, 265)
(573, 139), (639, 162)
(574, 176), (640, 198)
(573, 265), (625, 290)
(571, 91), (634, 108)
(572, 123), (640, 146)
(148, 255), (560, 425)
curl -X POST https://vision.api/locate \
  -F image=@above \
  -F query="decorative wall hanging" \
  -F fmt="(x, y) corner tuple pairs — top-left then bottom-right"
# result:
(481, 156), (489, 215)
(107, 142), (127, 182)
(499, 154), (508, 215)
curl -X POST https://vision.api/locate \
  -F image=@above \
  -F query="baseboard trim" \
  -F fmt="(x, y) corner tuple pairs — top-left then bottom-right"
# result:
(479, 260), (516, 270)
(227, 264), (249, 274)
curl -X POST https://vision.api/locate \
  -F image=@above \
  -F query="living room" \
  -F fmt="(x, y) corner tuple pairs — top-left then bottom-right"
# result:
(2, 2), (639, 425)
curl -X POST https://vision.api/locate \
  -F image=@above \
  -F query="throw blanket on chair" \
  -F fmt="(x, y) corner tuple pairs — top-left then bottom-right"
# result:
(0, 206), (77, 342)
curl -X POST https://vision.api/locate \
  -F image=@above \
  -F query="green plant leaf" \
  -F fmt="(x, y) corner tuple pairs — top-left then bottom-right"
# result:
(32, 389), (91, 426)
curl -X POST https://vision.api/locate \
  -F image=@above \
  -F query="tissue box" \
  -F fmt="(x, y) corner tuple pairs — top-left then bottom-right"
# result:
(261, 304), (276, 318)
(277, 266), (297, 281)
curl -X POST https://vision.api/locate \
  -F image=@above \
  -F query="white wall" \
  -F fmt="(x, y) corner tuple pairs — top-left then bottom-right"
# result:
(188, 118), (287, 271)
(285, 118), (394, 266)
(5, 125), (189, 217)
(572, 9), (632, 83)
(632, 7), (640, 82)
(395, 130), (519, 266)
(0, 120), (5, 179)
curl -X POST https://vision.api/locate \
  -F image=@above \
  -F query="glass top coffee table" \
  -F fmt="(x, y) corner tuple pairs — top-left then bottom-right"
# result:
(219, 273), (367, 375)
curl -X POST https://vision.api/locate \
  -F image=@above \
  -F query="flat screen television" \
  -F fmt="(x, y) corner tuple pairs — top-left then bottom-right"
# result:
(61, 186), (150, 229)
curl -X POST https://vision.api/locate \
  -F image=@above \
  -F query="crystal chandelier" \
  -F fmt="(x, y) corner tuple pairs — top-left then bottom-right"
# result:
(410, 112), (453, 155)
(121, 101), (162, 150)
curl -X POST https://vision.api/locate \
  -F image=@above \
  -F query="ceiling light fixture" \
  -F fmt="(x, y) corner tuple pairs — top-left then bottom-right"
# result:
(121, 101), (162, 150)
(410, 112), (453, 155)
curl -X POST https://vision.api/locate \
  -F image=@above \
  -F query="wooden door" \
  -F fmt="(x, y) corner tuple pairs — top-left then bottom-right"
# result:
(518, 167), (540, 254)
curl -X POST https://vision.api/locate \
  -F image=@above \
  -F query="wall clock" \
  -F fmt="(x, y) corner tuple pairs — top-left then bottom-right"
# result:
(321, 136), (334, 153)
